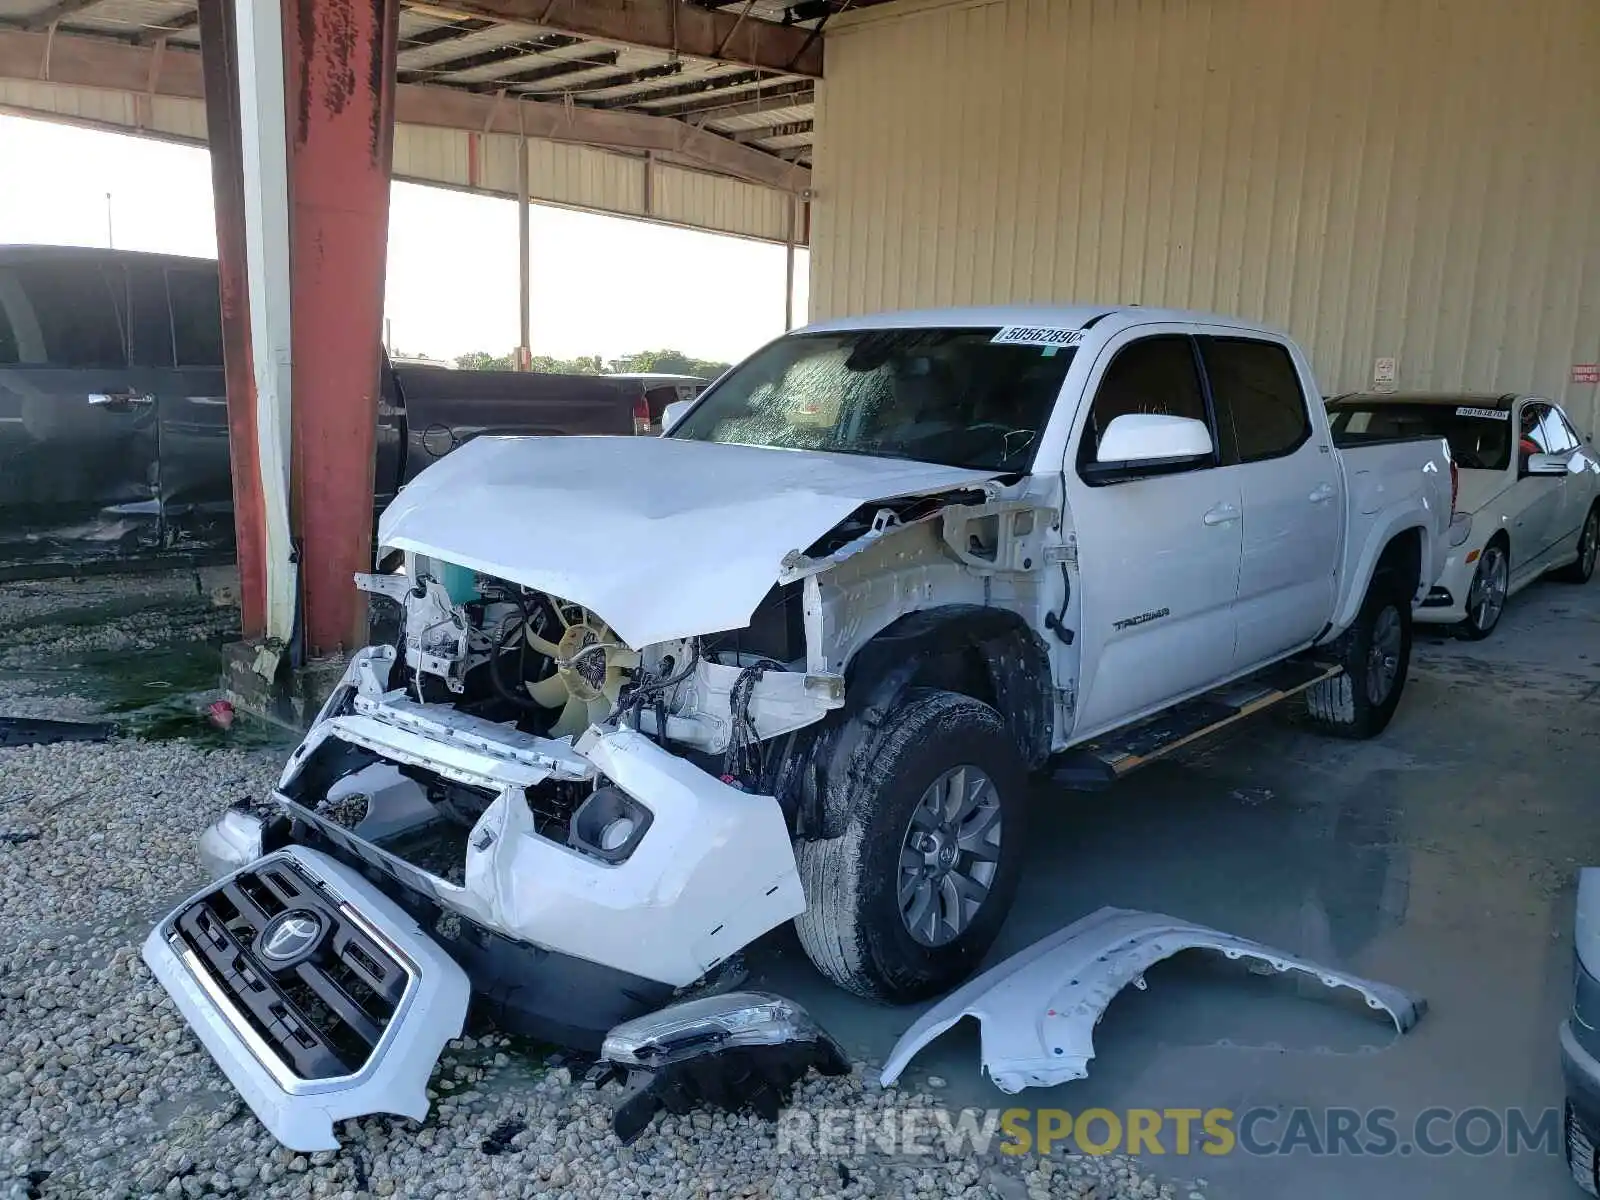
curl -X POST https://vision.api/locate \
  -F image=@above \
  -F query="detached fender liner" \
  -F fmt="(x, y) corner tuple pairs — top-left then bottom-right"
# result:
(142, 846), (469, 1152)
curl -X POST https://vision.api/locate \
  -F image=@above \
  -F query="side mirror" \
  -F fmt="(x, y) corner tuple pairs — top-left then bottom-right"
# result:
(1084, 413), (1214, 484)
(661, 398), (693, 435)
(1526, 451), (1573, 476)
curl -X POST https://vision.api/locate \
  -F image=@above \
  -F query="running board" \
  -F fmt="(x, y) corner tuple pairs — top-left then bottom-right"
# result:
(1050, 660), (1342, 790)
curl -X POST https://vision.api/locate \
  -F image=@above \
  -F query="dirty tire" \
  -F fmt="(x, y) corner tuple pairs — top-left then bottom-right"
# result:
(793, 689), (1027, 1003)
(1304, 570), (1412, 739)
(1555, 504), (1600, 584)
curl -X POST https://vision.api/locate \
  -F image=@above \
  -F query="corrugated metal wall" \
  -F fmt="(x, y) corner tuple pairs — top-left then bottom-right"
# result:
(812, 0), (1600, 431)
(0, 83), (798, 246)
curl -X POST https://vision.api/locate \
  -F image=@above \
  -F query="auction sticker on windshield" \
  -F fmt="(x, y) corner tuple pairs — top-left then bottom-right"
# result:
(992, 327), (1085, 348)
(1456, 406), (1509, 420)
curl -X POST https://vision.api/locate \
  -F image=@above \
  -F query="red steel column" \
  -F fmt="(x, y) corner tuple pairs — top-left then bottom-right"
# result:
(197, 0), (266, 637)
(282, 0), (401, 657)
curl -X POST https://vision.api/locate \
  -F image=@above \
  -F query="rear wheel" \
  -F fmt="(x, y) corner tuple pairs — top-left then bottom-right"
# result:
(1556, 505), (1600, 584)
(1456, 538), (1509, 640)
(1305, 569), (1412, 739)
(793, 689), (1027, 1003)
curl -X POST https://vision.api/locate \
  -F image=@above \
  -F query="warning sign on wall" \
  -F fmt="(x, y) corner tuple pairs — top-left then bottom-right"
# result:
(1372, 357), (1398, 393)
(1573, 364), (1600, 385)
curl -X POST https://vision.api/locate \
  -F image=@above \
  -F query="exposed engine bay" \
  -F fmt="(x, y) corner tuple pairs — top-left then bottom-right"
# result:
(353, 554), (824, 787)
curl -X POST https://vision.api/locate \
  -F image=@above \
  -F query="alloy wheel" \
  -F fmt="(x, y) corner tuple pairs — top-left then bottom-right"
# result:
(898, 765), (1003, 947)
(1468, 544), (1509, 634)
(1366, 605), (1403, 706)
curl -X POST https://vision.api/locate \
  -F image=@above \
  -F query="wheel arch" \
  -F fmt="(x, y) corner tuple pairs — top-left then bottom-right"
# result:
(791, 605), (1053, 840)
(1331, 520), (1429, 637)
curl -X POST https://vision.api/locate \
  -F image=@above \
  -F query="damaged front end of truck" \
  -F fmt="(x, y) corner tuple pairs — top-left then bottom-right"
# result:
(142, 432), (1059, 1151)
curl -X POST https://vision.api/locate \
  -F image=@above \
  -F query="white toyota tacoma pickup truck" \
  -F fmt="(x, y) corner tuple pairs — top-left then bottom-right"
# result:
(144, 306), (1453, 1149)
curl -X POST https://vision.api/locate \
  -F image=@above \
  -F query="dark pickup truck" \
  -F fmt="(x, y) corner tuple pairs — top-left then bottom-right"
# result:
(0, 245), (706, 574)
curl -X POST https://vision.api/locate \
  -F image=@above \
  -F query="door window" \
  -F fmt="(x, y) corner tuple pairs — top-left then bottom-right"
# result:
(1077, 335), (1211, 474)
(1540, 407), (1577, 454)
(1557, 409), (1588, 450)
(165, 268), (224, 367)
(1520, 404), (1553, 456)
(1198, 337), (1311, 463)
(0, 262), (128, 367)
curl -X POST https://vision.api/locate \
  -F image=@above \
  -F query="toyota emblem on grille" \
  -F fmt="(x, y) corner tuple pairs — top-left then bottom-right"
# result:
(258, 910), (324, 965)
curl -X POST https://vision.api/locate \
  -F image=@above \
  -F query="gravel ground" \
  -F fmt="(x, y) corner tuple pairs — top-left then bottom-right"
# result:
(0, 572), (1203, 1200)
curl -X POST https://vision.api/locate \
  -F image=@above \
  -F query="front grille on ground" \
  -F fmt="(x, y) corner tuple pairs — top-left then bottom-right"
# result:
(172, 857), (410, 1082)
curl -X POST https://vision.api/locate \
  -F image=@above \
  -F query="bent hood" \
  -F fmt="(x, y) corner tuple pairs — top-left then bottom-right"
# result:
(379, 435), (999, 647)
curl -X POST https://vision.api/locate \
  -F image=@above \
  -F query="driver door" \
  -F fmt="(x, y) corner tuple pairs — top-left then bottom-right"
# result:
(1509, 401), (1565, 575)
(1062, 329), (1243, 739)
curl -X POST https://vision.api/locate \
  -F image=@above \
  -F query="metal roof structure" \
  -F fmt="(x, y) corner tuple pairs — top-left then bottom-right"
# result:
(0, 0), (893, 242)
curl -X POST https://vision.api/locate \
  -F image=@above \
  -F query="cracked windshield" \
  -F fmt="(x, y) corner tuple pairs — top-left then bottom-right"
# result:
(669, 328), (1075, 470)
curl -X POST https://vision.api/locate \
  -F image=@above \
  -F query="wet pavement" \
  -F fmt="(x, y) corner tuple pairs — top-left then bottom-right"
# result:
(751, 576), (1600, 1199)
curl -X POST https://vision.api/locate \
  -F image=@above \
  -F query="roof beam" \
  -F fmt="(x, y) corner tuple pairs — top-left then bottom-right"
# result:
(25, 0), (102, 31)
(499, 57), (678, 95)
(398, 33), (579, 80)
(0, 27), (808, 191)
(451, 0), (822, 78)
(466, 48), (620, 89)
(648, 79), (812, 120)
(590, 65), (764, 110)
(400, 17), (500, 50)
(732, 118), (810, 143)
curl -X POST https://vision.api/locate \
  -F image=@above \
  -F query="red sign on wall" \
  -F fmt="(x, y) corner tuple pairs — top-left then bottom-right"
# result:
(1574, 364), (1600, 385)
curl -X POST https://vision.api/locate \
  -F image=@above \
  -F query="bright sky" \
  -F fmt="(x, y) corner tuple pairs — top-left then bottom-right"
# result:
(0, 114), (808, 364)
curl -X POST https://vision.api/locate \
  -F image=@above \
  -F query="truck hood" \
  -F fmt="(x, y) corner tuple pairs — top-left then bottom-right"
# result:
(379, 435), (1000, 647)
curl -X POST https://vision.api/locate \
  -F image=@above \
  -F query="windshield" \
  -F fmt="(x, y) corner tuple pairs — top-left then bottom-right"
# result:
(667, 328), (1075, 471)
(1328, 402), (1512, 471)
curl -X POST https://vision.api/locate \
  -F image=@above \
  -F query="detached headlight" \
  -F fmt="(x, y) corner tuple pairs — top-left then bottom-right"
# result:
(1448, 513), (1473, 548)
(602, 992), (842, 1068)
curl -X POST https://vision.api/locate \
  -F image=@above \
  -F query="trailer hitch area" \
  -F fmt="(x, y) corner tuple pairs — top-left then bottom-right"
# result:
(590, 992), (851, 1144)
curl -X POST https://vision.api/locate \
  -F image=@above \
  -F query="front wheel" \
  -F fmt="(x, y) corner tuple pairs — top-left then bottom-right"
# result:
(793, 689), (1027, 1003)
(1555, 505), (1600, 584)
(1305, 571), (1413, 739)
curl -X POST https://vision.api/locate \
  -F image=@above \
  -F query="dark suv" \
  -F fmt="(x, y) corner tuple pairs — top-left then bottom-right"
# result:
(0, 245), (706, 575)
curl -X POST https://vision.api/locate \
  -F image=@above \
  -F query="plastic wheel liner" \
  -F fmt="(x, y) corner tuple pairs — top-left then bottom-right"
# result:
(880, 907), (1427, 1092)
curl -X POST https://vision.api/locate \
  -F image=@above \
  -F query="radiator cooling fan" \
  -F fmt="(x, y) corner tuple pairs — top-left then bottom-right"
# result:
(521, 605), (640, 738)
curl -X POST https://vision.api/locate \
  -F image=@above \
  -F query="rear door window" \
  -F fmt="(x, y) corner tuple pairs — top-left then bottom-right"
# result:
(0, 261), (128, 367)
(165, 267), (224, 367)
(1198, 337), (1311, 463)
(1077, 334), (1211, 473)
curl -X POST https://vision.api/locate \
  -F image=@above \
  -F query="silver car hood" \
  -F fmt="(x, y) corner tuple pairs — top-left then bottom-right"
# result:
(379, 435), (1000, 648)
(1454, 467), (1515, 516)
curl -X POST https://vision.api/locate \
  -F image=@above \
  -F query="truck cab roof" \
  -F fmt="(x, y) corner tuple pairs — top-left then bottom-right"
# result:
(801, 304), (1292, 339)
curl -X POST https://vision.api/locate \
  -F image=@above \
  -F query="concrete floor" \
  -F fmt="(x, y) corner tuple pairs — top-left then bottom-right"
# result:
(751, 574), (1600, 1199)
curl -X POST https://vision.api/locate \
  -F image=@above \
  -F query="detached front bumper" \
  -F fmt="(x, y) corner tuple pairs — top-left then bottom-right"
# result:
(141, 846), (469, 1153)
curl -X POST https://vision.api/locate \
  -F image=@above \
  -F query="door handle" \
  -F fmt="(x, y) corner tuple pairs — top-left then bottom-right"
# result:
(87, 391), (155, 410)
(1202, 503), (1240, 527)
(1308, 483), (1336, 503)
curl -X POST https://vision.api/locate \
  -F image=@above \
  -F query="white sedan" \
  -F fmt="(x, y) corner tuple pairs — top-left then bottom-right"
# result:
(1327, 393), (1600, 638)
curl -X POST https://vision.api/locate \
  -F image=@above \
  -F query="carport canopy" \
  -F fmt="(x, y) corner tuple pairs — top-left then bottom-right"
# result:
(0, 0), (888, 244)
